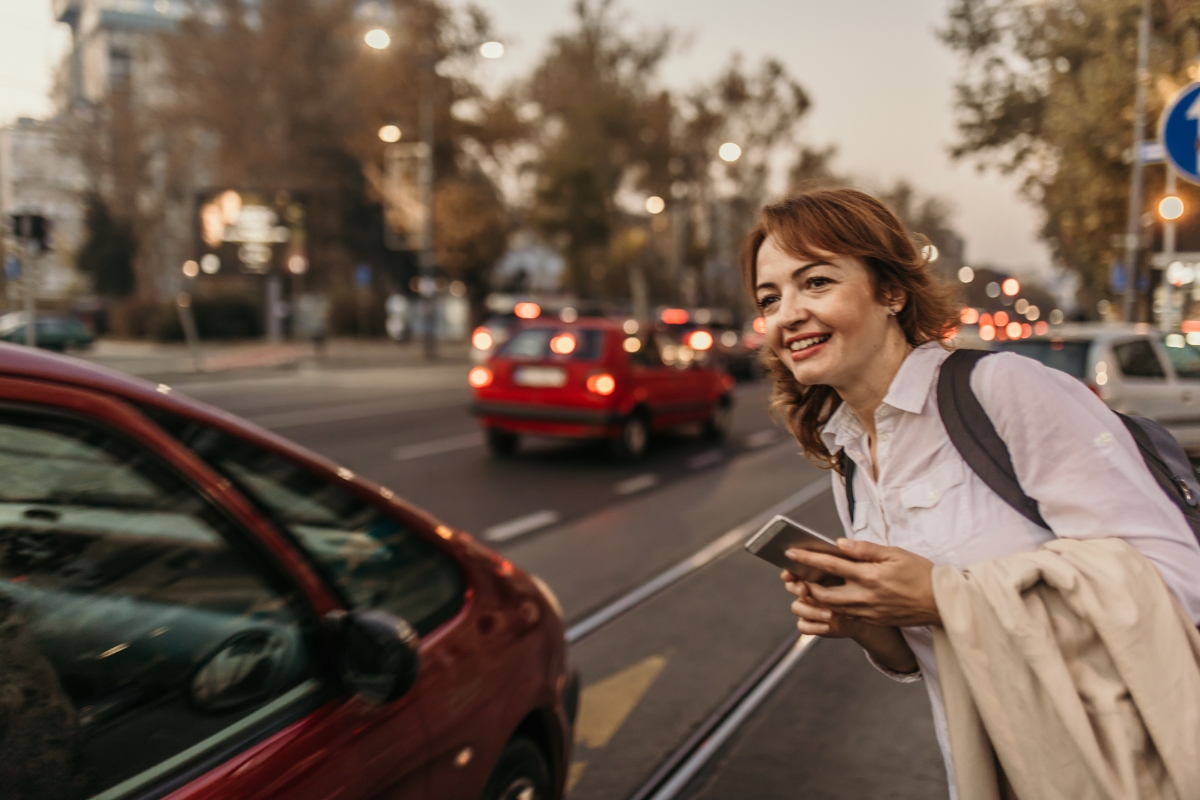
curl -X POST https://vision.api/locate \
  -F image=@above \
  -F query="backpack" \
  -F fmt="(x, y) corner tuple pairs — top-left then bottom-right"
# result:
(838, 348), (1200, 543)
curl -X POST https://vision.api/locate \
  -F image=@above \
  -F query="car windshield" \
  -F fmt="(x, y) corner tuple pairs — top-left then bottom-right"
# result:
(497, 327), (606, 360)
(993, 339), (1091, 379)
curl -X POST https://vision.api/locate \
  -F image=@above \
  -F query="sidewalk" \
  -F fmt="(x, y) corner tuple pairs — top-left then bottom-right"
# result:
(78, 337), (470, 381)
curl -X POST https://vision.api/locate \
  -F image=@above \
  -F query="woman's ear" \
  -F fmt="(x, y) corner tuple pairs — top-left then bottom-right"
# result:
(882, 289), (908, 315)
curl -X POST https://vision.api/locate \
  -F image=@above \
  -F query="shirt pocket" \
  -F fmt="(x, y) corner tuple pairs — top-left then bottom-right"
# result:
(901, 460), (964, 509)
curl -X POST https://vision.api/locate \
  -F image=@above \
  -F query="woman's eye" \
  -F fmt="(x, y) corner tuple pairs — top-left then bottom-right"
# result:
(757, 295), (779, 310)
(806, 276), (833, 290)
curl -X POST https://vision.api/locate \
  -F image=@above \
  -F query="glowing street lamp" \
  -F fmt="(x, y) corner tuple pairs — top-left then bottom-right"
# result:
(1160, 195), (1185, 220)
(378, 124), (401, 143)
(479, 41), (505, 59)
(364, 28), (391, 50)
(718, 142), (742, 162)
(645, 196), (665, 215)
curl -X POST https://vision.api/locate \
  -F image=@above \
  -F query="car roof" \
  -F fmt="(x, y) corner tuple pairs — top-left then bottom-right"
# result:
(0, 343), (444, 528)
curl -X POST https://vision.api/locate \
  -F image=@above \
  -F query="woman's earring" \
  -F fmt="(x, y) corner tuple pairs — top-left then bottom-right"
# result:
(888, 307), (898, 316)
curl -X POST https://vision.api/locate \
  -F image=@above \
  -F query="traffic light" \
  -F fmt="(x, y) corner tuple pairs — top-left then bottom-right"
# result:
(9, 214), (51, 252)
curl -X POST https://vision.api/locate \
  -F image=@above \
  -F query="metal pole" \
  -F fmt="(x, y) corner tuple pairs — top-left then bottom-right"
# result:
(419, 54), (437, 360)
(22, 240), (35, 348)
(1161, 167), (1178, 331)
(1122, 0), (1151, 322)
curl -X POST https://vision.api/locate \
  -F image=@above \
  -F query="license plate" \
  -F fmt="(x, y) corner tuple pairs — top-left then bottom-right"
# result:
(514, 366), (567, 388)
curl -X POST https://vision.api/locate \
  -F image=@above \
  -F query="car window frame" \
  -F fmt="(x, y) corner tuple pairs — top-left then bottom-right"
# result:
(135, 401), (474, 638)
(1111, 335), (1170, 381)
(0, 385), (339, 800)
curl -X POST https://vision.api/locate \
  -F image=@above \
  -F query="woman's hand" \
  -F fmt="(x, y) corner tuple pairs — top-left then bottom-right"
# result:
(781, 574), (866, 638)
(784, 539), (941, 628)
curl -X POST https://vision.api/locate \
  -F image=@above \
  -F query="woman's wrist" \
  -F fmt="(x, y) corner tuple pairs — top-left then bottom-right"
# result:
(851, 624), (919, 674)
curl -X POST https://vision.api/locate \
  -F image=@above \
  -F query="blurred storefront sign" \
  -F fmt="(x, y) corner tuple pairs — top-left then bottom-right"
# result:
(196, 189), (305, 274)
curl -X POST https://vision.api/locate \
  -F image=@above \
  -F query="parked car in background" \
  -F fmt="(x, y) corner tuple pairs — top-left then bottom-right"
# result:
(0, 312), (93, 351)
(469, 317), (736, 459)
(0, 344), (576, 800)
(991, 323), (1200, 454)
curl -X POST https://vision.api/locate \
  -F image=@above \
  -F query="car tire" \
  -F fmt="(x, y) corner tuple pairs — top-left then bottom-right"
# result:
(610, 412), (649, 460)
(702, 396), (733, 441)
(480, 736), (551, 800)
(487, 428), (520, 458)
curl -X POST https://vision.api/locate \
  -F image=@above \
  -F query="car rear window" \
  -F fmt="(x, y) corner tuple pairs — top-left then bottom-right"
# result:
(993, 340), (1091, 379)
(497, 328), (606, 361)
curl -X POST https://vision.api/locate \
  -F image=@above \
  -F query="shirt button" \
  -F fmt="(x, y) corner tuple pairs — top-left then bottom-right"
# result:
(880, 433), (891, 443)
(928, 490), (938, 501)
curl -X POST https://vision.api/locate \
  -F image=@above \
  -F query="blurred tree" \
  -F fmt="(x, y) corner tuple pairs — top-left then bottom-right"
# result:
(940, 0), (1200, 309)
(77, 194), (136, 297)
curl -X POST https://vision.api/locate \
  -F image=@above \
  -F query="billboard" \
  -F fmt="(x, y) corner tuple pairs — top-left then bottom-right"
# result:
(196, 189), (306, 275)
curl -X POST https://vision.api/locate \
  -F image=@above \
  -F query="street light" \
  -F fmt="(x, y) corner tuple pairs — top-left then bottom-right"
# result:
(718, 142), (742, 162)
(479, 41), (504, 59)
(378, 124), (402, 143)
(1160, 195), (1185, 220)
(364, 28), (390, 50)
(645, 196), (665, 215)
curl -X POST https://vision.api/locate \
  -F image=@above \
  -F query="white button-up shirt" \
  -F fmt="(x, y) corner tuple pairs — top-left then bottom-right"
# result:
(823, 342), (1200, 797)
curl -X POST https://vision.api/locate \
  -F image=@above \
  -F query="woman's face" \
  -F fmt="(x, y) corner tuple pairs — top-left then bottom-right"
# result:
(753, 236), (900, 391)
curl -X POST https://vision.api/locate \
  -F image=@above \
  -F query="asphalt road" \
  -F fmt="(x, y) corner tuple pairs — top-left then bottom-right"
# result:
(174, 359), (947, 800)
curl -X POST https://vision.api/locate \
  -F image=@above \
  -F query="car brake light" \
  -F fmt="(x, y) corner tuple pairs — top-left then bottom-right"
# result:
(686, 330), (714, 351)
(661, 308), (689, 325)
(586, 373), (616, 396)
(472, 327), (493, 350)
(514, 302), (540, 319)
(468, 366), (493, 388)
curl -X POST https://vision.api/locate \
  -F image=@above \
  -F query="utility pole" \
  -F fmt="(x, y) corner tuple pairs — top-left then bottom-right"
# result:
(418, 50), (437, 361)
(1122, 0), (1152, 322)
(1161, 166), (1179, 331)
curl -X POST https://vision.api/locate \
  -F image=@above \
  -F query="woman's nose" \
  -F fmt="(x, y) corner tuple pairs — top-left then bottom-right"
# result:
(777, 290), (810, 328)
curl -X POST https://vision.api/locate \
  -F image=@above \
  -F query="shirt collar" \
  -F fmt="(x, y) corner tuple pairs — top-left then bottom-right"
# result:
(820, 342), (949, 453)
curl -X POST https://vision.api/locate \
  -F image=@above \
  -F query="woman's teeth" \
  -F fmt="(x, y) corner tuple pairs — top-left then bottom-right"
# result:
(788, 334), (830, 352)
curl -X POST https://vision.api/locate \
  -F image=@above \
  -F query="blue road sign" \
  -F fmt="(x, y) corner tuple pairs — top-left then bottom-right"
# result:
(1162, 81), (1200, 184)
(355, 263), (372, 288)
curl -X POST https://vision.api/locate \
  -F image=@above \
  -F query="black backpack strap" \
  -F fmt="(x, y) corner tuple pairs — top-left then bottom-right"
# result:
(838, 449), (856, 526)
(937, 349), (1051, 530)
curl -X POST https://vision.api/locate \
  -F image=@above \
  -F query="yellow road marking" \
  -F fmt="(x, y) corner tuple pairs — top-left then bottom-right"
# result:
(574, 654), (668, 749)
(565, 761), (587, 794)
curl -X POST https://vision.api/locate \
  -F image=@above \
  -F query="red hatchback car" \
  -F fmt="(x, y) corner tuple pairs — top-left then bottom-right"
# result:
(0, 345), (575, 800)
(469, 318), (735, 459)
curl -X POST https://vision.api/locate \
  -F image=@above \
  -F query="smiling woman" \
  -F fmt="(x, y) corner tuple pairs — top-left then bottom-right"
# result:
(739, 189), (958, 470)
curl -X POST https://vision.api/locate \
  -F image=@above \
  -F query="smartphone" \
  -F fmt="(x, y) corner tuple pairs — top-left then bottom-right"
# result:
(743, 514), (850, 585)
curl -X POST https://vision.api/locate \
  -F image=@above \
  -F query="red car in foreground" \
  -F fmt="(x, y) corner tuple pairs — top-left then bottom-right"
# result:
(0, 344), (575, 800)
(469, 318), (736, 459)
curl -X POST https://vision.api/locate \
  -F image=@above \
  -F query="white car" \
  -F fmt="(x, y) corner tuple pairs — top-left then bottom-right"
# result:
(991, 323), (1200, 454)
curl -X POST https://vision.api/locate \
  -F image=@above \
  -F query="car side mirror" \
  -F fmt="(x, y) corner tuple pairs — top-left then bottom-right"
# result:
(335, 609), (421, 705)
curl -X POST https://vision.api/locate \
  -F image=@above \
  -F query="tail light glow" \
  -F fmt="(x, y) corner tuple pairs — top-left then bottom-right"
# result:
(468, 366), (493, 388)
(514, 302), (541, 319)
(661, 308), (689, 325)
(586, 373), (616, 396)
(686, 330), (714, 350)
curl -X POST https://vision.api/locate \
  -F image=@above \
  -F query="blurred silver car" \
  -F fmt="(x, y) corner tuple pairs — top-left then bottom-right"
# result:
(992, 323), (1200, 454)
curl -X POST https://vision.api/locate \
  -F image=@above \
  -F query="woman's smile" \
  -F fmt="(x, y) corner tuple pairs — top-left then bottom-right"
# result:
(785, 332), (831, 361)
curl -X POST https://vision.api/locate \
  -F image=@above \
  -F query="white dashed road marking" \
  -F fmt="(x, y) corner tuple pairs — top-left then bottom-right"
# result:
(615, 473), (661, 496)
(483, 510), (561, 542)
(393, 432), (485, 461)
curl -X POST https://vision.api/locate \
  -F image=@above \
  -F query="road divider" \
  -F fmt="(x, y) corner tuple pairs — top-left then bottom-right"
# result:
(614, 473), (660, 496)
(565, 476), (830, 644)
(483, 509), (561, 542)
(392, 431), (484, 461)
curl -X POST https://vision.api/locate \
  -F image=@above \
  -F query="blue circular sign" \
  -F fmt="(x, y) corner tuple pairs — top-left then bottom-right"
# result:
(1162, 81), (1200, 184)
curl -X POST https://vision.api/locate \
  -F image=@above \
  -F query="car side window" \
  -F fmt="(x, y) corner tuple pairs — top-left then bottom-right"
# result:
(1161, 334), (1200, 379)
(0, 405), (318, 799)
(1114, 339), (1167, 379)
(144, 412), (464, 636)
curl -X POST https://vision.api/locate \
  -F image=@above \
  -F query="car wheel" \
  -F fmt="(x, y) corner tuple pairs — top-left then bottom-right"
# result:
(481, 737), (551, 800)
(703, 397), (732, 440)
(610, 412), (649, 460)
(487, 428), (520, 458)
